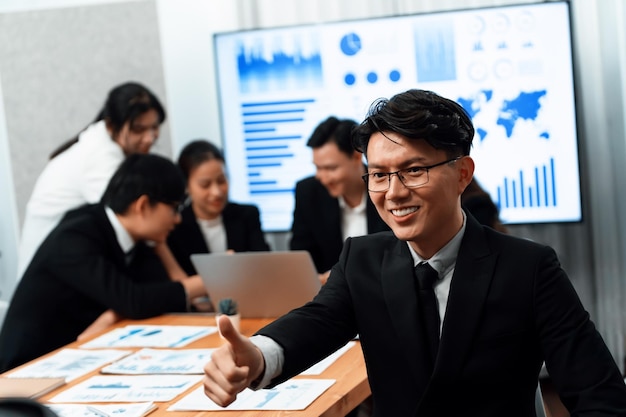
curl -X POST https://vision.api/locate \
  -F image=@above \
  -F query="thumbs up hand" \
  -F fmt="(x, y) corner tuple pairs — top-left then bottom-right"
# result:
(203, 315), (265, 407)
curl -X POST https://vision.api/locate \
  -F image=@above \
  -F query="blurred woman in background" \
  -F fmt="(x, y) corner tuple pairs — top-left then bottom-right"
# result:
(167, 139), (270, 277)
(17, 81), (165, 279)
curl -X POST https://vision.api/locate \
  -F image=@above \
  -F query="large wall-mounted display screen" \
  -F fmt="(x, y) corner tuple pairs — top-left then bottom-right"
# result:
(214, 1), (581, 231)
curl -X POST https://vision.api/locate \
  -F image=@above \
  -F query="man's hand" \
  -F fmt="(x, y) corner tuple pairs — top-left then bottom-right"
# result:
(203, 315), (265, 407)
(319, 270), (331, 285)
(77, 309), (122, 341)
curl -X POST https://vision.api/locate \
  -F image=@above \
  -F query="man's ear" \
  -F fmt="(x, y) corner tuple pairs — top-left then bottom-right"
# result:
(129, 194), (152, 217)
(458, 156), (475, 192)
(351, 151), (364, 165)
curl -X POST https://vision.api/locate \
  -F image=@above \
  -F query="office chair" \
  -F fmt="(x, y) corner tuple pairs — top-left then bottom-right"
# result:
(0, 398), (58, 417)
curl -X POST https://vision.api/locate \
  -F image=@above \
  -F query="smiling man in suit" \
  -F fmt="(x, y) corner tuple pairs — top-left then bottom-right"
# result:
(202, 89), (626, 416)
(290, 116), (389, 283)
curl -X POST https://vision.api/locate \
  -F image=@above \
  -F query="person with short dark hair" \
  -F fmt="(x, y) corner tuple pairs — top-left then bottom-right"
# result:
(290, 116), (389, 283)
(0, 154), (206, 373)
(17, 81), (166, 279)
(202, 89), (626, 416)
(167, 139), (270, 280)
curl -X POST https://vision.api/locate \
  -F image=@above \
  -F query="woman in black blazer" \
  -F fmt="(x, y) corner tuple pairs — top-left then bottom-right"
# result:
(167, 140), (270, 277)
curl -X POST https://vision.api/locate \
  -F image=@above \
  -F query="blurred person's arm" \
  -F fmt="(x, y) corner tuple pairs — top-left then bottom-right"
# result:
(153, 241), (187, 282)
(77, 309), (122, 341)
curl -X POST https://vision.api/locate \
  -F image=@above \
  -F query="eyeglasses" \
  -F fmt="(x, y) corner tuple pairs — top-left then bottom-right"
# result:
(164, 201), (185, 215)
(362, 157), (462, 192)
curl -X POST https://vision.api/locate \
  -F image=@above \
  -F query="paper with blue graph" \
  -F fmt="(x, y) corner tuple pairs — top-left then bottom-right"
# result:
(300, 341), (355, 375)
(47, 402), (154, 417)
(168, 378), (335, 411)
(79, 325), (216, 348)
(48, 374), (202, 403)
(5, 348), (131, 381)
(100, 348), (215, 374)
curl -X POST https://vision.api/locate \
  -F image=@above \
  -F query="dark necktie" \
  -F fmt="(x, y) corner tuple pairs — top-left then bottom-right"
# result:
(415, 262), (440, 366)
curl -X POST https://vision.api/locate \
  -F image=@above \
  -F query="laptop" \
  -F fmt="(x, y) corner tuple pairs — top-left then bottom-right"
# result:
(191, 251), (322, 318)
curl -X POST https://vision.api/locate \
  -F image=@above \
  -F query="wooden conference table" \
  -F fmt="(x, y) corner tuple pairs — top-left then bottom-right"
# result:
(18, 314), (372, 417)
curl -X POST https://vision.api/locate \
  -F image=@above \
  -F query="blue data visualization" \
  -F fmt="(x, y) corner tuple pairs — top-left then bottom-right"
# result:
(215, 1), (581, 230)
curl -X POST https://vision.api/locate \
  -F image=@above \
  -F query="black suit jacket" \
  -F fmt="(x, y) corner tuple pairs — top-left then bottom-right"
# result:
(0, 204), (189, 372)
(289, 176), (389, 273)
(167, 202), (270, 276)
(260, 213), (626, 416)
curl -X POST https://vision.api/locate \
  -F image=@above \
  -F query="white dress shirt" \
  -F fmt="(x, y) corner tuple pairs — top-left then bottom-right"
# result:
(104, 206), (135, 255)
(197, 216), (228, 253)
(17, 121), (124, 278)
(338, 192), (368, 242)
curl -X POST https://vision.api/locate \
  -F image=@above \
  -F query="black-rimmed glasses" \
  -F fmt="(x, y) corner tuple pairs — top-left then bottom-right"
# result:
(362, 157), (462, 192)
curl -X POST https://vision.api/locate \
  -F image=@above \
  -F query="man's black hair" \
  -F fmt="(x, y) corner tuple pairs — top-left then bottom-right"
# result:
(101, 153), (185, 214)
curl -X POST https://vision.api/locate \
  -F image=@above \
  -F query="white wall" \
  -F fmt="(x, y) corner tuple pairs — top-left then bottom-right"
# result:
(0, 75), (19, 326)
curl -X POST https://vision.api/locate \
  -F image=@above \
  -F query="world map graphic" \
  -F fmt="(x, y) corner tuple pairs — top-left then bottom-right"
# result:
(457, 89), (548, 141)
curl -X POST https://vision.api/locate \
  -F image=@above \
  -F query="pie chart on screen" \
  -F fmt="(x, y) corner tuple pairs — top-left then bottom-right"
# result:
(340, 32), (361, 56)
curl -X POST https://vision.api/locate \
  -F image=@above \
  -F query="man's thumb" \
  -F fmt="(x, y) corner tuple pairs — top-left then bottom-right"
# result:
(217, 314), (246, 349)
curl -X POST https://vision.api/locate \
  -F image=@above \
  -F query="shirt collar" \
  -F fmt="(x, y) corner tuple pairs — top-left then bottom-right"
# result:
(104, 206), (135, 254)
(197, 215), (223, 228)
(407, 211), (467, 278)
(338, 191), (367, 214)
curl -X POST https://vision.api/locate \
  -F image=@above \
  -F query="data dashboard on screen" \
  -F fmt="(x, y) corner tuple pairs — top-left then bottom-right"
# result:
(214, 1), (581, 231)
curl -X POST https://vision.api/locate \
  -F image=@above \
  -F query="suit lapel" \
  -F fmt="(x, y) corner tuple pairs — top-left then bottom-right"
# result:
(431, 214), (498, 382)
(222, 204), (239, 250)
(326, 194), (343, 243)
(315, 190), (343, 256)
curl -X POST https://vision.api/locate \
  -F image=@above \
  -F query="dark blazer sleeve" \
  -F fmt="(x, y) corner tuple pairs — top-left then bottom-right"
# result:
(223, 203), (270, 252)
(531, 246), (626, 414)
